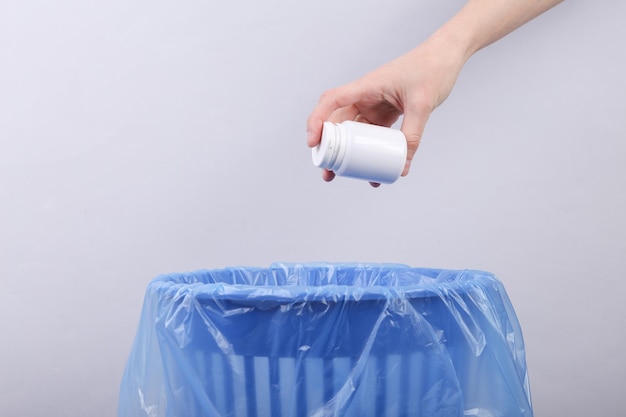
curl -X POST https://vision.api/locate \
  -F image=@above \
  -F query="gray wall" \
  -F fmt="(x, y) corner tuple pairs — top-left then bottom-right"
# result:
(1, 1), (624, 416)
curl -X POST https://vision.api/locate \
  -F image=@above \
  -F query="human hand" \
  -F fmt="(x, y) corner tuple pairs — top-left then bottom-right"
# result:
(306, 35), (468, 185)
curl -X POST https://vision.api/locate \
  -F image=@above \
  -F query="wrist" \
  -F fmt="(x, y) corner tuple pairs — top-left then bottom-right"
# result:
(433, 0), (565, 60)
(424, 24), (474, 70)
(429, 13), (482, 64)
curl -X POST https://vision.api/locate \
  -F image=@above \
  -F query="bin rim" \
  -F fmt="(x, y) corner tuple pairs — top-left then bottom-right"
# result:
(148, 263), (500, 304)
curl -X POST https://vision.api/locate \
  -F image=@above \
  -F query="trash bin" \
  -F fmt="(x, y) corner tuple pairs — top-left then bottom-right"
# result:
(118, 263), (533, 417)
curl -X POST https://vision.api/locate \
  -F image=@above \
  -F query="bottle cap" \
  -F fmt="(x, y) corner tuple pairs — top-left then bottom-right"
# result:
(311, 122), (339, 169)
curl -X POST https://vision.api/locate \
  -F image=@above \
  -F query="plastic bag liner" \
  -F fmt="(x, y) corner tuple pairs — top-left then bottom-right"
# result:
(118, 263), (532, 417)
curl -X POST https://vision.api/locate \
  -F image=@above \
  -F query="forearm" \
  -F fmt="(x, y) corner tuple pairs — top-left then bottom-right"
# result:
(433, 0), (564, 61)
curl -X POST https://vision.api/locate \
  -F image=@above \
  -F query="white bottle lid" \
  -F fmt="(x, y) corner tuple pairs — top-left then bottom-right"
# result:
(312, 122), (344, 170)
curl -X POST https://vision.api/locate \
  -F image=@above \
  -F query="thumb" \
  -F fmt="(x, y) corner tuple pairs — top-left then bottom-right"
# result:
(400, 102), (430, 176)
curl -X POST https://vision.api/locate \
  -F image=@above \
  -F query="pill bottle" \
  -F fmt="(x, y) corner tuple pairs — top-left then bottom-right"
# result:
(311, 120), (407, 184)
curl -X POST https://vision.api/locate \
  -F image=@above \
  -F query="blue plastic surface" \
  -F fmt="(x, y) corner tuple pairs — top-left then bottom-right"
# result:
(118, 263), (533, 417)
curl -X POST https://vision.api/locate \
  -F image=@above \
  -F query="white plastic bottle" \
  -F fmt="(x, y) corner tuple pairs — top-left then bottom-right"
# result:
(311, 120), (407, 184)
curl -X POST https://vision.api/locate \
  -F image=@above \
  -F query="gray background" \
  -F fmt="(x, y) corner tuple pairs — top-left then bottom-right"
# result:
(1, 1), (624, 416)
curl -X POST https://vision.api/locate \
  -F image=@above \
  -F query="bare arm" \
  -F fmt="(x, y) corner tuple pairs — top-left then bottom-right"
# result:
(442, 0), (564, 58)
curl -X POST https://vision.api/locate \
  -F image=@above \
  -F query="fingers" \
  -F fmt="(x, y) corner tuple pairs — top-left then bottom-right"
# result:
(309, 84), (363, 184)
(323, 172), (380, 187)
(306, 83), (363, 148)
(321, 169), (335, 182)
(354, 114), (372, 124)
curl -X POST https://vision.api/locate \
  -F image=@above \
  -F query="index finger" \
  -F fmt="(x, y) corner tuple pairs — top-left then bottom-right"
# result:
(306, 84), (363, 147)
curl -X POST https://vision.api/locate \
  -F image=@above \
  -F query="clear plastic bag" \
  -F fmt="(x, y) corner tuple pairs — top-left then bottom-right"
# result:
(118, 263), (532, 417)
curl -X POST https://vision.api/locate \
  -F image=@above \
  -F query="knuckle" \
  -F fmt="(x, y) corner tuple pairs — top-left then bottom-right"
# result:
(320, 88), (339, 102)
(405, 138), (421, 154)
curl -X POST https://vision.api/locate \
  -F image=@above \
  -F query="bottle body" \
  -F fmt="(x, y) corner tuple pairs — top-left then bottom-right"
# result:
(311, 121), (407, 184)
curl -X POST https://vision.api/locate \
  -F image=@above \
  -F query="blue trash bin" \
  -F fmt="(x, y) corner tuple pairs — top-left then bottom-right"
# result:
(118, 263), (533, 417)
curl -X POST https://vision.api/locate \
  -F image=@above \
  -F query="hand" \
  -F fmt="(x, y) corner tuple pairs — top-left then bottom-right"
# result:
(306, 35), (467, 185)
